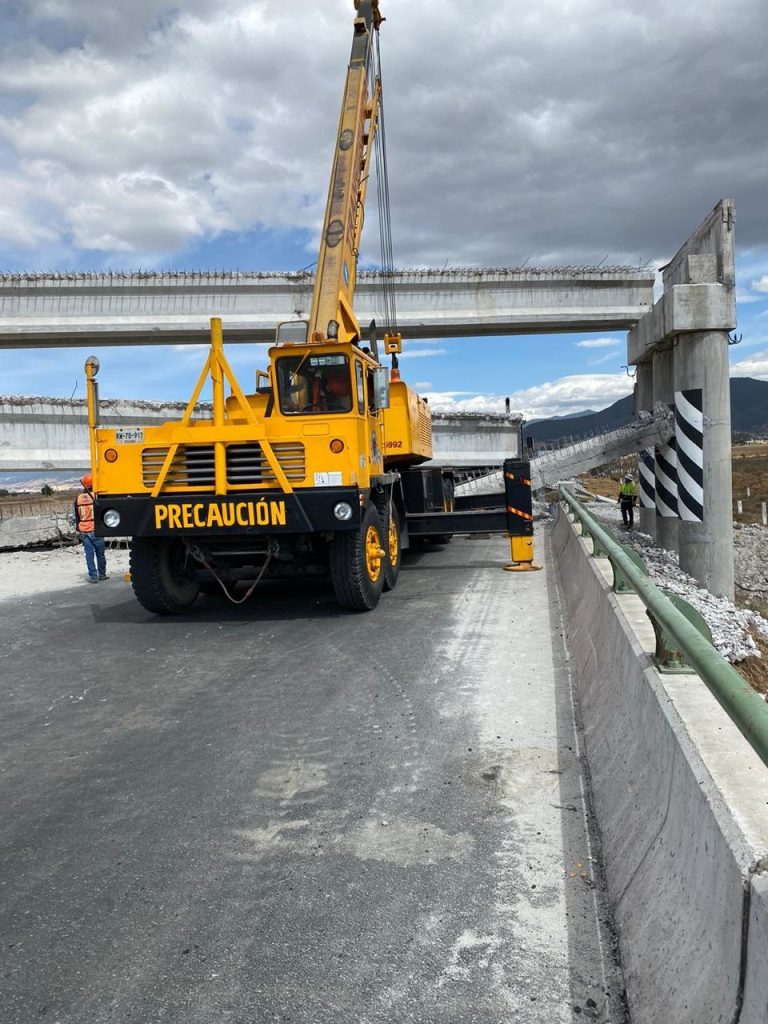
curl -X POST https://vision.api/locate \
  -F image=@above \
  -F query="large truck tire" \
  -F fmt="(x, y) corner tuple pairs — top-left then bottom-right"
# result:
(130, 537), (200, 615)
(383, 503), (402, 591)
(329, 502), (386, 611)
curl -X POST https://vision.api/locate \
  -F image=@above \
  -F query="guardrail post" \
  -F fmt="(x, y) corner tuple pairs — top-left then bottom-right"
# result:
(647, 592), (712, 672)
(610, 545), (647, 594)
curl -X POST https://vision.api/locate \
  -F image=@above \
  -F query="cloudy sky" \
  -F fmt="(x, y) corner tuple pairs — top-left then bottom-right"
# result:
(1, 0), (767, 417)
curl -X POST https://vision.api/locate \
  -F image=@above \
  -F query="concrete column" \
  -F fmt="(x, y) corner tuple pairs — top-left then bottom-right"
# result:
(635, 361), (656, 540)
(652, 347), (678, 552)
(673, 331), (734, 598)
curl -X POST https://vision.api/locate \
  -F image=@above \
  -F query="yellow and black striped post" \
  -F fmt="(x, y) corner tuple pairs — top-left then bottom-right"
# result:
(503, 459), (542, 572)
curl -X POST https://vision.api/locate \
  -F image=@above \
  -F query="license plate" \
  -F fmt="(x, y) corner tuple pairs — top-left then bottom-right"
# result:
(115, 428), (145, 444)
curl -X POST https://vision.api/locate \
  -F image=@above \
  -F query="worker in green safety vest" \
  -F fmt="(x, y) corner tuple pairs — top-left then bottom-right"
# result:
(618, 473), (638, 528)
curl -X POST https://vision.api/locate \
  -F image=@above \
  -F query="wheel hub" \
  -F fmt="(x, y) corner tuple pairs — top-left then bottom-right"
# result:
(388, 516), (399, 565)
(365, 525), (384, 582)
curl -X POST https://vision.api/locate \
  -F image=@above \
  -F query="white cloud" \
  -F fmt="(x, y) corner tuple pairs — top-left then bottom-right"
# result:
(590, 350), (623, 366)
(752, 276), (768, 293)
(736, 288), (765, 304)
(398, 347), (447, 359)
(1, 0), (767, 268)
(730, 348), (768, 381)
(574, 337), (621, 349)
(412, 380), (432, 389)
(425, 371), (633, 419)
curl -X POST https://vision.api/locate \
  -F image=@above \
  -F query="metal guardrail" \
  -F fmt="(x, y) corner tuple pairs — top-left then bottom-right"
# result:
(560, 485), (768, 767)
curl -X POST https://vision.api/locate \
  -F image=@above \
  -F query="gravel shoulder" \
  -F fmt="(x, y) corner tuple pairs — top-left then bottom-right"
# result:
(0, 543), (131, 601)
(576, 495), (768, 692)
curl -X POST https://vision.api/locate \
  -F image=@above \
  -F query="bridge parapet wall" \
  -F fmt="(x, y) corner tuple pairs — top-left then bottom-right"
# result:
(552, 505), (768, 1024)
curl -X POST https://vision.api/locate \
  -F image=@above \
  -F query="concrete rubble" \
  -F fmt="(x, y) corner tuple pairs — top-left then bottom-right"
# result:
(583, 498), (768, 663)
(0, 513), (74, 552)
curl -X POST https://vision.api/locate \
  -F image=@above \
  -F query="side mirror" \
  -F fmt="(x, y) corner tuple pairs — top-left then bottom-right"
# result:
(372, 367), (390, 410)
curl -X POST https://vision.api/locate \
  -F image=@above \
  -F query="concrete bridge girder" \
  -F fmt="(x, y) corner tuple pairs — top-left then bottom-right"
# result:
(0, 397), (523, 473)
(0, 268), (655, 348)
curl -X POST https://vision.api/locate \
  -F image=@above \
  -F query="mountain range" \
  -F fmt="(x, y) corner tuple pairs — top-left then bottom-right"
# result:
(526, 377), (768, 443)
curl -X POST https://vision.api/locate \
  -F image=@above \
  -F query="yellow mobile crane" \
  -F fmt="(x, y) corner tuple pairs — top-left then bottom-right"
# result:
(87, 0), (434, 613)
(87, 0), (537, 613)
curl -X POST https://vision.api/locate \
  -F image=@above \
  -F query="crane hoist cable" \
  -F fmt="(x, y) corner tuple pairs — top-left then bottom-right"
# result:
(372, 30), (397, 340)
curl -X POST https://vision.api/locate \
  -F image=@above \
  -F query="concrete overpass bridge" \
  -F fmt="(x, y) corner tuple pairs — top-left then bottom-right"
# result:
(0, 200), (740, 598)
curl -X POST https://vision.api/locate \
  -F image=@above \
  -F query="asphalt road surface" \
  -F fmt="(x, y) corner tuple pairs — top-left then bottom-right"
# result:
(1, 532), (626, 1023)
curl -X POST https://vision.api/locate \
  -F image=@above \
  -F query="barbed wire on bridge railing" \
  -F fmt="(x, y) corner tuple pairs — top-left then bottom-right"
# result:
(0, 265), (648, 284)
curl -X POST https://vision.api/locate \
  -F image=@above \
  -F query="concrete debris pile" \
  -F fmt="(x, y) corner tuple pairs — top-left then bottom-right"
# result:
(0, 513), (74, 551)
(585, 501), (768, 664)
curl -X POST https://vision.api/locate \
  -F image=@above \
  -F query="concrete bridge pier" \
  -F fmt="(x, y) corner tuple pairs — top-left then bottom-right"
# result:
(634, 360), (656, 540)
(652, 346), (679, 553)
(674, 329), (734, 599)
(629, 199), (736, 598)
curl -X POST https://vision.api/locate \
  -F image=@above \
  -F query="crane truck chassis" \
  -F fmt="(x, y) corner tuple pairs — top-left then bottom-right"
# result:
(84, 0), (539, 614)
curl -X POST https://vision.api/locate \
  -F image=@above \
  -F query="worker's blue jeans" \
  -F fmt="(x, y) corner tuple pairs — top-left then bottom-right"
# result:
(82, 533), (107, 580)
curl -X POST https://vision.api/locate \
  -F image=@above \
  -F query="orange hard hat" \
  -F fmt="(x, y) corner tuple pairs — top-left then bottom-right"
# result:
(325, 370), (350, 397)
(81, 473), (93, 487)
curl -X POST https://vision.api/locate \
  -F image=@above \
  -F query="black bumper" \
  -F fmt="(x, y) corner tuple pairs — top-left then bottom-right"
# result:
(94, 488), (362, 538)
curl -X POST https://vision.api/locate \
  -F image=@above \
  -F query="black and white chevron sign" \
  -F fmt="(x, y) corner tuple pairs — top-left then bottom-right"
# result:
(639, 449), (655, 508)
(675, 388), (704, 522)
(655, 433), (678, 518)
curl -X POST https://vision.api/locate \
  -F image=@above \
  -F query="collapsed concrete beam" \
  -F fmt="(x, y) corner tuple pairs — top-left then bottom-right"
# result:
(531, 410), (673, 489)
(454, 408), (673, 496)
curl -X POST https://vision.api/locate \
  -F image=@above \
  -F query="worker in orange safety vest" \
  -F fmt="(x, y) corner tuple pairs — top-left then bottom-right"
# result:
(74, 474), (108, 583)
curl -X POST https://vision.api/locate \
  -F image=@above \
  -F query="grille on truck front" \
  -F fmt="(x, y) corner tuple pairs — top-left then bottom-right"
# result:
(142, 446), (215, 489)
(226, 443), (306, 485)
(141, 442), (306, 490)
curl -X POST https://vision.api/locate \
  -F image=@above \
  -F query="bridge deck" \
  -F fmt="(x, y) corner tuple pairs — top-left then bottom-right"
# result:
(0, 534), (625, 1023)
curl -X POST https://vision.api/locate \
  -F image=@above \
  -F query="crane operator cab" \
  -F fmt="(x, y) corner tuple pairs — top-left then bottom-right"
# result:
(276, 353), (354, 415)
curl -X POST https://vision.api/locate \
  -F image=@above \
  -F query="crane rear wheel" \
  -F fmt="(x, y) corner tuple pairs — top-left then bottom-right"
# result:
(383, 504), (401, 591)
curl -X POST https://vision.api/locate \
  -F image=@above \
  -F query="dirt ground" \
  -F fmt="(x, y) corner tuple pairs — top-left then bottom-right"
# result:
(0, 543), (131, 601)
(736, 627), (768, 697)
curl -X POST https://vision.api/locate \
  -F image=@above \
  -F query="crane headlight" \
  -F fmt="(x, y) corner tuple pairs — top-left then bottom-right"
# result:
(327, 319), (339, 339)
(103, 509), (121, 529)
(333, 502), (353, 522)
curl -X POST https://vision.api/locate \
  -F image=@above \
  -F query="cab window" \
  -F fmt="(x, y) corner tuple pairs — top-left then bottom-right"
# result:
(355, 361), (365, 414)
(276, 354), (353, 415)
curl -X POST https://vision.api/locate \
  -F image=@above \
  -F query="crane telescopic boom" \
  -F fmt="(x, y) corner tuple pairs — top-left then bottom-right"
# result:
(308, 0), (383, 344)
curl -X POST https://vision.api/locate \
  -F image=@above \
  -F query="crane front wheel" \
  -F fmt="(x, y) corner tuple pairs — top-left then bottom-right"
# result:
(129, 537), (200, 615)
(329, 502), (386, 611)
